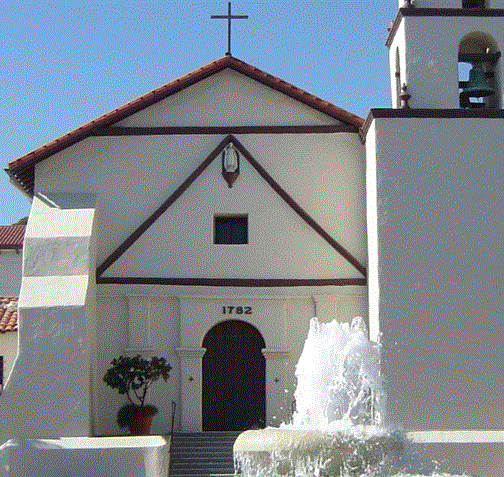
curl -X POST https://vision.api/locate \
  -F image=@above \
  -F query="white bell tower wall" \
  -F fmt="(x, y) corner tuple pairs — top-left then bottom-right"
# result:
(367, 1), (504, 435)
(398, 1), (504, 8)
(388, 6), (503, 109)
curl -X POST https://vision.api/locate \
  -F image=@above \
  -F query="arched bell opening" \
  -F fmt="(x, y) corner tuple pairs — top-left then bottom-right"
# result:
(458, 32), (501, 109)
(202, 319), (266, 431)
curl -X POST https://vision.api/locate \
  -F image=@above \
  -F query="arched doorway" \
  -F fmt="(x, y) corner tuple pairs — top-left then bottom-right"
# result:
(202, 320), (266, 431)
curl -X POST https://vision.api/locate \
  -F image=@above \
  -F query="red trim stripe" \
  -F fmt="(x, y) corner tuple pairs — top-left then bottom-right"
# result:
(94, 125), (358, 135)
(97, 277), (367, 287)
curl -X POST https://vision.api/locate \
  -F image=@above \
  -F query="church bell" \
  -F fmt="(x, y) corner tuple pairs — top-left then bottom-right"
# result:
(461, 66), (495, 99)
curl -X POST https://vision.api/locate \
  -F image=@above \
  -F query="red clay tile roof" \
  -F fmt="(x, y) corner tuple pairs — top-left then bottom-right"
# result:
(7, 55), (364, 197)
(0, 225), (25, 250)
(0, 297), (18, 333)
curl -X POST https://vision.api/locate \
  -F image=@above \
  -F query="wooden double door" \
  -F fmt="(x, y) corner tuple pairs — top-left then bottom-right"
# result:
(202, 320), (266, 431)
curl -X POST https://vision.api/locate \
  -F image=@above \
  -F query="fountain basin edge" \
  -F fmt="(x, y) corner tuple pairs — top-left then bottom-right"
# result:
(234, 427), (404, 476)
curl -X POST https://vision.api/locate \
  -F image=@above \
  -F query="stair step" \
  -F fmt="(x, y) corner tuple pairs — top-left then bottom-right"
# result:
(172, 450), (234, 454)
(169, 432), (240, 477)
(173, 439), (238, 442)
(169, 470), (235, 474)
(173, 441), (238, 444)
(171, 456), (233, 461)
(170, 469), (235, 473)
(172, 454), (233, 458)
(170, 473), (235, 477)
(171, 462), (233, 465)
(170, 472), (236, 477)
(170, 466), (235, 470)
(171, 452), (234, 457)
(172, 459), (234, 469)
(172, 442), (238, 447)
(169, 471), (235, 477)
(171, 442), (236, 446)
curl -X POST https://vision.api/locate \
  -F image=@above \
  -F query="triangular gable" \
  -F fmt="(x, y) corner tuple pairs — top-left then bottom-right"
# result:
(113, 68), (347, 128)
(7, 56), (363, 197)
(97, 135), (366, 285)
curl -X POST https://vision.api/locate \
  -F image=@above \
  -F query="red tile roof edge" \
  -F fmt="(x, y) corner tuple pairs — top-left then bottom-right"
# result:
(7, 56), (363, 196)
(0, 225), (26, 249)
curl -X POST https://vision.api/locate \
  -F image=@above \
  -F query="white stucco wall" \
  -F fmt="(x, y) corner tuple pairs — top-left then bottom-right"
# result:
(33, 71), (367, 279)
(407, 431), (504, 477)
(364, 121), (380, 343)
(401, 1), (465, 7)
(398, 1), (504, 9)
(93, 284), (368, 435)
(0, 251), (22, 296)
(35, 132), (367, 280)
(117, 68), (342, 128)
(367, 115), (504, 430)
(25, 68), (369, 436)
(99, 134), (366, 280)
(0, 194), (99, 445)
(93, 294), (182, 437)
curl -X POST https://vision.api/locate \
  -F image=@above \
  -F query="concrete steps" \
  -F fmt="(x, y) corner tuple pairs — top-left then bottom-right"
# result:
(169, 432), (241, 477)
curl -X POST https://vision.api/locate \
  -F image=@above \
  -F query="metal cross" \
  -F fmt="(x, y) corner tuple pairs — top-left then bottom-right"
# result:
(211, 2), (248, 56)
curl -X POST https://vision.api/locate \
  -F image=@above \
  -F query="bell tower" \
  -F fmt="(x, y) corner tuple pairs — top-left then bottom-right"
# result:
(389, 0), (503, 108)
(363, 2), (504, 467)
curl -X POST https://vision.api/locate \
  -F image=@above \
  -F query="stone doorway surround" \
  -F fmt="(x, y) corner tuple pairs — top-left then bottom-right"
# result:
(176, 296), (290, 432)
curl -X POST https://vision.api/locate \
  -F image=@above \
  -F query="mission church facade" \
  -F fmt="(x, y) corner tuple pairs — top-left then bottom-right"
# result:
(1, 0), (503, 444)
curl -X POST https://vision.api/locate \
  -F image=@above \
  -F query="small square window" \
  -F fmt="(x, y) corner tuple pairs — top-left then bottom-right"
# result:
(214, 215), (248, 244)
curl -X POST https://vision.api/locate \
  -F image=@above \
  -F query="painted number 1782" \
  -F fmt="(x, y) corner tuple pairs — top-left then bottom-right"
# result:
(222, 306), (252, 315)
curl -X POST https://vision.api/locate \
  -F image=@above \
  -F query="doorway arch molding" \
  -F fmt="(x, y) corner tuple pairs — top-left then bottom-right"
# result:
(202, 319), (266, 431)
(177, 296), (291, 431)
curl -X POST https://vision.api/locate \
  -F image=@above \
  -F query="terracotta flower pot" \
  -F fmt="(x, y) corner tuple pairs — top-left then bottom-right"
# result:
(117, 404), (158, 435)
(129, 413), (155, 435)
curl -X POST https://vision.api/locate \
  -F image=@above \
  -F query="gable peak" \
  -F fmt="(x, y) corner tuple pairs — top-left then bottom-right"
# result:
(7, 56), (362, 197)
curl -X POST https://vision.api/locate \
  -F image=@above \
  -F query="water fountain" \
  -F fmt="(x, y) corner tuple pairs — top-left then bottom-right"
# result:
(234, 317), (473, 477)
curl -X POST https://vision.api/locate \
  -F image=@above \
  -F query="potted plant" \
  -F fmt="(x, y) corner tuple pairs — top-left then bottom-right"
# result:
(103, 355), (171, 435)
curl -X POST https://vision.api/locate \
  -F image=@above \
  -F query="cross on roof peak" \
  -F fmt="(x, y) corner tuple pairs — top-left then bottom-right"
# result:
(211, 2), (248, 56)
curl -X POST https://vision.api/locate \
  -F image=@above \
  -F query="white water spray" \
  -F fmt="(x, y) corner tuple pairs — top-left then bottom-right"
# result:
(234, 317), (474, 476)
(292, 317), (384, 430)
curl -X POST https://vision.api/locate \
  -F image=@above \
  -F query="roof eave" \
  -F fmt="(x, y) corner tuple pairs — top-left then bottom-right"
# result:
(7, 55), (363, 196)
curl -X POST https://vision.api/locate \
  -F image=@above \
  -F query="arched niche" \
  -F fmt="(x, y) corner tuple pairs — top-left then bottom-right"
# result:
(458, 32), (501, 108)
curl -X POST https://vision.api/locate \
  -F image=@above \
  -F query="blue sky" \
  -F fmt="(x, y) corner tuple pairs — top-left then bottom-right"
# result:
(1, 1), (397, 225)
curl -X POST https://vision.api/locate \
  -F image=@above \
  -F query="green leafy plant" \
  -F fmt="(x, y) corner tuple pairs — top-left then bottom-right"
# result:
(103, 355), (172, 428)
